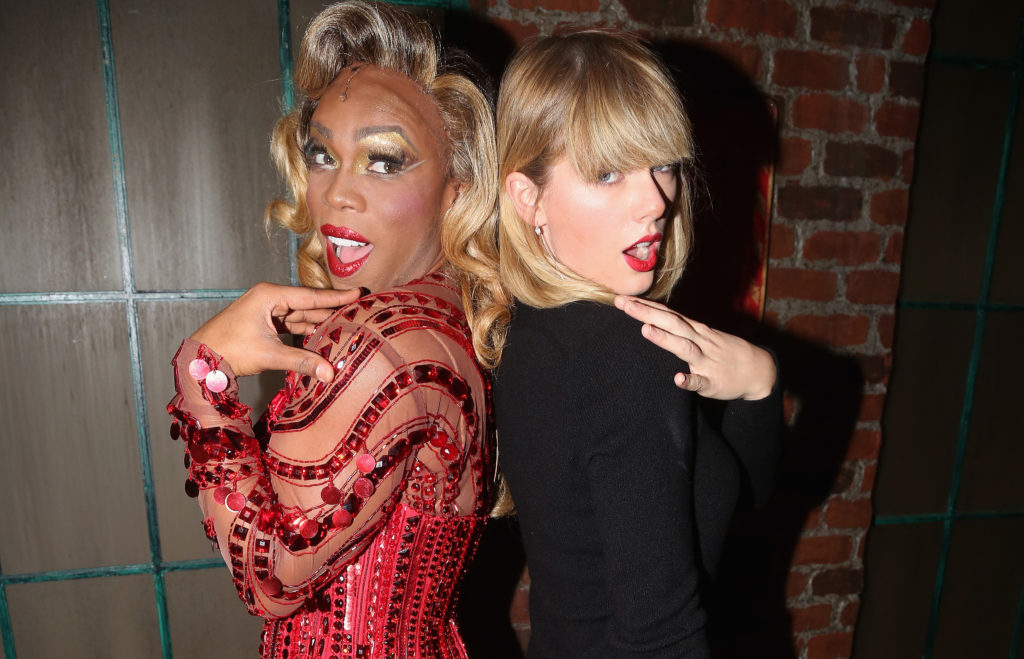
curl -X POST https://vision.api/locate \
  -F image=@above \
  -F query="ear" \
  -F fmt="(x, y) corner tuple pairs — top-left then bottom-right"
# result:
(505, 172), (541, 228)
(442, 178), (462, 214)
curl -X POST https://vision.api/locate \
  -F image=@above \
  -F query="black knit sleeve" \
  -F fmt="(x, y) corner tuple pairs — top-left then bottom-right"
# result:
(574, 310), (711, 658)
(719, 352), (783, 509)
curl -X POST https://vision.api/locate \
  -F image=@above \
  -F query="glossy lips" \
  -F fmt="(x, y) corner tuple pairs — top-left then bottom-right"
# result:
(322, 224), (374, 278)
(622, 233), (661, 272)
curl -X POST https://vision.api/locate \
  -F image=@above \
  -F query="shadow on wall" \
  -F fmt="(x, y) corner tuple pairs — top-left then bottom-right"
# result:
(449, 19), (865, 659)
(658, 40), (865, 659)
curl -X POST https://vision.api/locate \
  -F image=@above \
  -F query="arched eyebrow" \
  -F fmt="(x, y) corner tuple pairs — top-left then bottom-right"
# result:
(311, 121), (333, 140)
(355, 125), (412, 142)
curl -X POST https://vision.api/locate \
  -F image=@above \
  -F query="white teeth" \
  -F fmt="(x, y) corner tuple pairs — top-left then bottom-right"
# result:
(635, 245), (650, 260)
(328, 237), (367, 248)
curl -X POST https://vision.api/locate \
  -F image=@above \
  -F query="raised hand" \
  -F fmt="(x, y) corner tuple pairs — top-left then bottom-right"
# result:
(190, 282), (361, 382)
(614, 295), (776, 401)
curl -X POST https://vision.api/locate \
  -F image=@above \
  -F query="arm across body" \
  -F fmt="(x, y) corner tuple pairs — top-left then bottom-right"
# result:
(615, 295), (783, 507)
(169, 284), (488, 618)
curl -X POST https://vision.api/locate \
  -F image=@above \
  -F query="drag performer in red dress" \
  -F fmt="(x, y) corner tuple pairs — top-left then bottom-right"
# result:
(168, 3), (498, 656)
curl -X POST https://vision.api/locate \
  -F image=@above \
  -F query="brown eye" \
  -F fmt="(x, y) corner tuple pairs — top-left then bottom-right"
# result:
(302, 140), (335, 169)
(366, 152), (406, 175)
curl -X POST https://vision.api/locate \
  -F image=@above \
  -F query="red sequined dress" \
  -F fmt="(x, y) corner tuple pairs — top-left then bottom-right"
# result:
(168, 272), (493, 658)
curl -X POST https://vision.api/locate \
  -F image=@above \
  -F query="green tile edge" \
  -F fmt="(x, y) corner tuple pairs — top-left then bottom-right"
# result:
(920, 21), (1024, 659)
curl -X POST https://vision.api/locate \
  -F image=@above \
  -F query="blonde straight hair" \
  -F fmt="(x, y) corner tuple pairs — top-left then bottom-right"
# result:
(265, 0), (497, 292)
(466, 30), (696, 370)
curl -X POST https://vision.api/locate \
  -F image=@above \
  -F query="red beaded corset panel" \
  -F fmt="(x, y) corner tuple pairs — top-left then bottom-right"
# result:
(168, 272), (493, 658)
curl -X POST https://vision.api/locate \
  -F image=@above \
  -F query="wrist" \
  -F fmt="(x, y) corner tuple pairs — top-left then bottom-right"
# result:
(741, 347), (777, 401)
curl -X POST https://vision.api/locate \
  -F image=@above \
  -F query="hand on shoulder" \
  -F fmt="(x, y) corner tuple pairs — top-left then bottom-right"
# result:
(189, 282), (361, 382)
(614, 295), (776, 401)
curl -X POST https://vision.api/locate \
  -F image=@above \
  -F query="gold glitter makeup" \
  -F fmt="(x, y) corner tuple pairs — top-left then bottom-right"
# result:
(354, 132), (423, 176)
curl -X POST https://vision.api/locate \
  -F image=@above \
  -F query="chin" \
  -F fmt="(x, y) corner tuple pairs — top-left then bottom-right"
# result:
(615, 276), (654, 297)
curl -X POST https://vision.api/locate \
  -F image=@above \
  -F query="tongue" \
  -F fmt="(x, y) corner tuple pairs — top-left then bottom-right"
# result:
(625, 244), (650, 260)
(338, 244), (373, 263)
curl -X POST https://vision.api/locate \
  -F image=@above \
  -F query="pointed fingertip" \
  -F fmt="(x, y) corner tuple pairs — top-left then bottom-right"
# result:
(613, 295), (626, 309)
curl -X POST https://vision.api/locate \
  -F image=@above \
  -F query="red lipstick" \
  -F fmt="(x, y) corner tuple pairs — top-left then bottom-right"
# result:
(322, 224), (374, 278)
(623, 233), (661, 273)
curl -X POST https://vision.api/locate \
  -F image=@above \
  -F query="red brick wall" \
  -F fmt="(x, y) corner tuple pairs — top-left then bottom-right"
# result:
(465, 1), (935, 657)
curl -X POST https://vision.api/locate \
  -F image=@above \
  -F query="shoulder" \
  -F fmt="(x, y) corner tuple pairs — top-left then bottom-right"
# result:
(269, 273), (484, 435)
(507, 300), (675, 374)
(306, 272), (474, 362)
(507, 300), (645, 349)
(500, 300), (687, 418)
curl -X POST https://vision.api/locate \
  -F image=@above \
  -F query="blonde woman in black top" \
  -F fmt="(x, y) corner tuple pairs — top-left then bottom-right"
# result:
(460, 31), (781, 657)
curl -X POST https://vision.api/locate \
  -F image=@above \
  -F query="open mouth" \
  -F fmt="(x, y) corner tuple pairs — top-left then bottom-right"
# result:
(623, 234), (661, 273)
(322, 225), (374, 278)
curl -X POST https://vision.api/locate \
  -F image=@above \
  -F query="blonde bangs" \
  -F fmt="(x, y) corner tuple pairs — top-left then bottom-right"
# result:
(562, 63), (692, 184)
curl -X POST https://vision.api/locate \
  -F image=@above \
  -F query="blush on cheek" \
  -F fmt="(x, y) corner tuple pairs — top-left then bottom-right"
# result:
(386, 188), (436, 228)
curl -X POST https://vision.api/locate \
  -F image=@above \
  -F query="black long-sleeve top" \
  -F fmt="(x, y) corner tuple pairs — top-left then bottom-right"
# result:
(493, 301), (781, 658)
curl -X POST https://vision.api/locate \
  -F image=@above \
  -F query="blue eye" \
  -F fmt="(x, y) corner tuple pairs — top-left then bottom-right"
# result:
(597, 171), (623, 184)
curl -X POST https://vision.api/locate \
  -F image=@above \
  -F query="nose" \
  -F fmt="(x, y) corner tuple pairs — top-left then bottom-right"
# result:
(630, 169), (668, 222)
(321, 168), (366, 213)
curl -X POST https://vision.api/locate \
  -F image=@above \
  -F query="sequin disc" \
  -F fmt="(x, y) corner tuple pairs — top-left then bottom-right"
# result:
(332, 509), (353, 528)
(355, 454), (376, 474)
(321, 485), (342, 505)
(299, 519), (318, 539)
(225, 491), (247, 512)
(188, 358), (211, 380)
(260, 576), (283, 597)
(205, 370), (228, 393)
(353, 477), (374, 499)
(213, 486), (231, 505)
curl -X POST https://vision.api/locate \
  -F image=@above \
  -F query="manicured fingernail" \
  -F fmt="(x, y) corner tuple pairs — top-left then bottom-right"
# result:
(316, 365), (334, 383)
(358, 287), (370, 297)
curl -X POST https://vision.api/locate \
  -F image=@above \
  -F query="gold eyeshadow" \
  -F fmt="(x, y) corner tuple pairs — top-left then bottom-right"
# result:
(354, 132), (420, 176)
(302, 130), (425, 176)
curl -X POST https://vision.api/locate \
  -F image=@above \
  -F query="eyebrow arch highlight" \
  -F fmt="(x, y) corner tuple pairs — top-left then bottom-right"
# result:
(354, 125), (413, 143)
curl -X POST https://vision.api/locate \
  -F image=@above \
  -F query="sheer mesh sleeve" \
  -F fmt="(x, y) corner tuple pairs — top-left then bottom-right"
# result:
(168, 277), (491, 618)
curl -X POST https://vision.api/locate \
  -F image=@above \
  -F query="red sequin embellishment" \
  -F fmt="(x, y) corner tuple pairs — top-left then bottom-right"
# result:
(169, 277), (495, 657)
(355, 454), (376, 474)
(332, 509), (353, 528)
(206, 369), (228, 393)
(226, 491), (247, 512)
(299, 518), (318, 539)
(353, 478), (374, 498)
(188, 358), (211, 380)
(213, 486), (231, 505)
(261, 576), (283, 597)
(320, 485), (342, 505)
